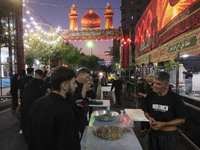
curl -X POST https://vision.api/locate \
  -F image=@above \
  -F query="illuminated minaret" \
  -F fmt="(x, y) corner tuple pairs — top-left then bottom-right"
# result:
(104, 3), (114, 29)
(68, 4), (79, 30)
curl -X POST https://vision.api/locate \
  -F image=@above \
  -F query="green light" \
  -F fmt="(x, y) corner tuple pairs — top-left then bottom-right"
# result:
(87, 41), (93, 48)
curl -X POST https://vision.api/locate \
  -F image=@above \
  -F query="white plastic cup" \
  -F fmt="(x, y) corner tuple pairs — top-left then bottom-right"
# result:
(120, 110), (124, 115)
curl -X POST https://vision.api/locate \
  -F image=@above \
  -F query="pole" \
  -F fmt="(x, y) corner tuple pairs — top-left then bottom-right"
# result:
(176, 52), (180, 94)
(15, 0), (25, 73)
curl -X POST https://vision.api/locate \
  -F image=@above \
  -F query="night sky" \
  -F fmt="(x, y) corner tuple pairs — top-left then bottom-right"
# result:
(24, 0), (121, 61)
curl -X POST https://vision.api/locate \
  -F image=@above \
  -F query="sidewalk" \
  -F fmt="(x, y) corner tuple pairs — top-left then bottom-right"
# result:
(0, 87), (12, 111)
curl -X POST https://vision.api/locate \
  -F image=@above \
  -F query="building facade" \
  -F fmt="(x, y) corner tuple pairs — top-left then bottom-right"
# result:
(121, 0), (150, 43)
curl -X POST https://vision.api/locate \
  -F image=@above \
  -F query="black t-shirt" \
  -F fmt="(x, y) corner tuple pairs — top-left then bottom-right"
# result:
(138, 82), (153, 95)
(111, 79), (122, 91)
(92, 74), (99, 85)
(69, 80), (89, 134)
(19, 76), (33, 96)
(143, 91), (186, 122)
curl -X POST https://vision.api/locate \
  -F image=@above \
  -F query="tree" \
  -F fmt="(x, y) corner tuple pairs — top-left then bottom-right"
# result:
(24, 28), (63, 66)
(79, 55), (101, 71)
(105, 42), (120, 64)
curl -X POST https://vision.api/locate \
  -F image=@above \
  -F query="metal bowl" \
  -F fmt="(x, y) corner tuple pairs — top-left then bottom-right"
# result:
(93, 110), (119, 122)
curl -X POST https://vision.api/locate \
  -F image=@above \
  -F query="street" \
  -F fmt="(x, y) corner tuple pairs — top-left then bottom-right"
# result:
(0, 109), (27, 150)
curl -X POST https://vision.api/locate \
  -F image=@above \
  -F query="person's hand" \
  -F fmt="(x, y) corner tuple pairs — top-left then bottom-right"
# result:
(83, 81), (90, 91)
(76, 99), (86, 107)
(79, 132), (82, 139)
(150, 121), (166, 130)
(143, 94), (147, 98)
(148, 117), (157, 127)
(18, 98), (21, 105)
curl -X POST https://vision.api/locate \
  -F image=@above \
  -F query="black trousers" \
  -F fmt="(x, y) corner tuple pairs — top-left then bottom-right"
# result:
(148, 129), (180, 150)
(12, 95), (18, 110)
(115, 90), (121, 105)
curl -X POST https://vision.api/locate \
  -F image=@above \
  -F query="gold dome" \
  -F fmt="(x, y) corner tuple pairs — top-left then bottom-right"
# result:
(81, 9), (101, 29)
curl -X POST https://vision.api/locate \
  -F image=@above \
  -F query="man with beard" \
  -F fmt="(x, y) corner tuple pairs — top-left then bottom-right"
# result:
(28, 66), (80, 150)
(143, 72), (186, 150)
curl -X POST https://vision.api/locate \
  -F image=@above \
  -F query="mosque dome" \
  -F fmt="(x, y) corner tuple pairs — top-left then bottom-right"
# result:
(81, 8), (101, 29)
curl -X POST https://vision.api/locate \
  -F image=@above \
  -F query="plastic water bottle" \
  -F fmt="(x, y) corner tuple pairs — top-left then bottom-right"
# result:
(120, 110), (124, 121)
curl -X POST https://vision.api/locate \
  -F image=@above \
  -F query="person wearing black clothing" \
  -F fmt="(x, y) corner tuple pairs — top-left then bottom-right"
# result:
(138, 73), (154, 137)
(111, 74), (122, 105)
(143, 72), (186, 150)
(92, 71), (99, 94)
(44, 65), (56, 91)
(18, 67), (34, 135)
(183, 70), (193, 94)
(28, 66), (80, 150)
(21, 69), (44, 140)
(86, 84), (96, 99)
(69, 68), (90, 136)
(11, 74), (20, 110)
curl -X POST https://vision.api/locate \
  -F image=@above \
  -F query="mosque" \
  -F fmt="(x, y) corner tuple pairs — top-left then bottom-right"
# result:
(68, 3), (114, 30)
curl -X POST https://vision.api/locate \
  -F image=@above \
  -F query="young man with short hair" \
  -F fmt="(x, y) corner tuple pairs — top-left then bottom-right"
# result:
(143, 71), (186, 150)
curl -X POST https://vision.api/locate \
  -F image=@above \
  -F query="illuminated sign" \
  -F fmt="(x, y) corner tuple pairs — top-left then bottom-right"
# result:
(135, 27), (200, 65)
(135, 0), (200, 58)
(62, 28), (122, 40)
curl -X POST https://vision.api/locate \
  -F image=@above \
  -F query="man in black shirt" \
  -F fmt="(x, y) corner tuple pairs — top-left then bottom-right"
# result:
(18, 67), (34, 135)
(143, 72), (186, 150)
(92, 71), (99, 94)
(70, 68), (91, 136)
(111, 74), (122, 105)
(28, 66), (80, 150)
(183, 70), (193, 94)
(21, 69), (47, 140)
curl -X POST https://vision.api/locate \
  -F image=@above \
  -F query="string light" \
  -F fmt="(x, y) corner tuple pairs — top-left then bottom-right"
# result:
(23, 4), (62, 46)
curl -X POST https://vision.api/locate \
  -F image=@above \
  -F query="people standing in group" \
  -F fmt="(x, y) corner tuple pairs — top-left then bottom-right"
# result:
(69, 68), (91, 137)
(111, 74), (122, 106)
(18, 68), (34, 135)
(143, 71), (187, 150)
(138, 73), (154, 137)
(20, 69), (45, 141)
(28, 66), (80, 150)
(10, 74), (20, 110)
(183, 70), (193, 94)
(92, 71), (99, 94)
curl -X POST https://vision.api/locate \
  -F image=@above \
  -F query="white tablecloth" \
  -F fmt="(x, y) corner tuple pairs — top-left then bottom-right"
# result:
(125, 109), (149, 122)
(89, 100), (110, 110)
(81, 126), (143, 150)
